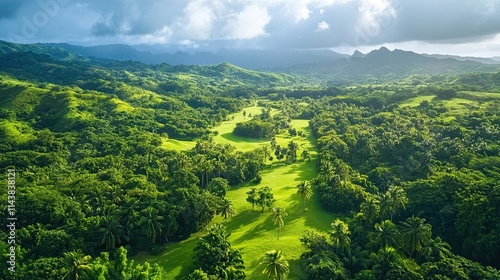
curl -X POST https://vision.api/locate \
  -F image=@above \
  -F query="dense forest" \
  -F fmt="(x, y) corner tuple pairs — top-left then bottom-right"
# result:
(1, 41), (500, 279)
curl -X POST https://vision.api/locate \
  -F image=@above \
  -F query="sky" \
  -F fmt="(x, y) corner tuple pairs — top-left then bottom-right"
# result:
(1, 0), (500, 57)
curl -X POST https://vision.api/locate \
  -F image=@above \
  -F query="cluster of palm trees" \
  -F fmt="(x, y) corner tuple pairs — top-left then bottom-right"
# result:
(360, 185), (408, 223)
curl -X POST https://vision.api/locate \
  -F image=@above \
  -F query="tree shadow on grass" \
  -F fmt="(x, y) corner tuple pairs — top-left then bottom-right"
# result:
(220, 132), (269, 144)
(282, 159), (318, 183)
(224, 209), (263, 233)
(233, 212), (275, 244)
(158, 237), (199, 280)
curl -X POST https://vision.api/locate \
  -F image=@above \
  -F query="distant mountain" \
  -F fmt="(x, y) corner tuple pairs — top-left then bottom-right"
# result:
(0, 40), (87, 61)
(280, 47), (500, 82)
(42, 42), (345, 69)
(351, 50), (366, 58)
(215, 48), (346, 69)
(42, 43), (226, 65)
(422, 53), (500, 64)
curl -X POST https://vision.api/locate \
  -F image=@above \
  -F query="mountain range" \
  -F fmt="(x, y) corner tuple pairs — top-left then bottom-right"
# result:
(1, 40), (499, 83)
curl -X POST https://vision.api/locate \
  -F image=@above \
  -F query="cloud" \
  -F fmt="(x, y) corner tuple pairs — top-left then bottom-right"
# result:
(317, 21), (330, 31)
(179, 0), (215, 40)
(0, 0), (22, 20)
(223, 5), (271, 39)
(1, 0), (500, 56)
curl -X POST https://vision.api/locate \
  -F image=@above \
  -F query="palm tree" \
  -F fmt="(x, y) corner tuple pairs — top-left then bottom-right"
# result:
(220, 197), (237, 221)
(296, 181), (313, 210)
(62, 251), (92, 280)
(360, 195), (380, 224)
(330, 219), (351, 254)
(378, 192), (391, 221)
(399, 216), (432, 258)
(420, 237), (452, 262)
(223, 249), (246, 279)
(300, 150), (311, 162)
(386, 186), (408, 221)
(262, 145), (271, 162)
(213, 158), (227, 178)
(99, 214), (125, 250)
(272, 207), (288, 240)
(370, 246), (402, 280)
(342, 246), (369, 272)
(286, 141), (299, 163)
(139, 207), (164, 243)
(371, 220), (400, 250)
(261, 250), (290, 280)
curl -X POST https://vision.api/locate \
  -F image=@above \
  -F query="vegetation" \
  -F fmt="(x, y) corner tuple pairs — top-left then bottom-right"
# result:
(0, 41), (499, 279)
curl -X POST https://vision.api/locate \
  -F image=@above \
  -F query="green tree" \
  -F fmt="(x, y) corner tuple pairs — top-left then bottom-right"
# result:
(296, 180), (313, 210)
(370, 220), (400, 250)
(208, 177), (230, 198)
(370, 246), (402, 280)
(99, 214), (125, 250)
(220, 197), (237, 221)
(139, 207), (164, 244)
(286, 141), (299, 163)
(261, 250), (290, 280)
(193, 223), (245, 278)
(330, 219), (351, 254)
(300, 150), (311, 162)
(379, 186), (408, 221)
(272, 207), (288, 240)
(419, 237), (452, 263)
(257, 186), (276, 212)
(246, 188), (259, 211)
(399, 216), (432, 258)
(360, 195), (380, 224)
(62, 251), (92, 280)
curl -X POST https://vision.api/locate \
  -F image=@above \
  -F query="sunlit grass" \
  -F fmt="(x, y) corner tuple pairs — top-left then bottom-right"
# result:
(137, 106), (338, 280)
(160, 139), (197, 151)
(0, 120), (36, 144)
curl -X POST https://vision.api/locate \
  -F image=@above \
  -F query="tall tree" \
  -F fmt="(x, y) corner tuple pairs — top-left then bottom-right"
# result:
(246, 188), (259, 211)
(420, 237), (452, 263)
(62, 251), (92, 280)
(286, 141), (299, 163)
(272, 207), (288, 240)
(193, 223), (245, 278)
(261, 250), (290, 280)
(257, 186), (276, 212)
(399, 216), (432, 258)
(330, 219), (351, 254)
(300, 150), (311, 162)
(296, 180), (313, 210)
(139, 207), (164, 244)
(220, 197), (237, 221)
(387, 185), (408, 221)
(371, 220), (400, 250)
(99, 214), (125, 250)
(360, 195), (380, 224)
(370, 246), (402, 280)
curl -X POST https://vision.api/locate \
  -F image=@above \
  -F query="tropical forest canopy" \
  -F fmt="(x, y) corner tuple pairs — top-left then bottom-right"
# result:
(0, 40), (499, 279)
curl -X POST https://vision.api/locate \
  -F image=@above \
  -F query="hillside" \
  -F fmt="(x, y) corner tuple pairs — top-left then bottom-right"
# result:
(0, 41), (499, 280)
(280, 47), (500, 83)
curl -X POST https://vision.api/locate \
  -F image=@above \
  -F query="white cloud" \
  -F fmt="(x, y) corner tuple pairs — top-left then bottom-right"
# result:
(223, 4), (271, 39)
(124, 26), (172, 44)
(317, 21), (330, 31)
(180, 0), (215, 40)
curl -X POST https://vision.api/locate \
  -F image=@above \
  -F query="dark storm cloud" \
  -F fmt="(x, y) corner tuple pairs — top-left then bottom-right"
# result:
(0, 0), (499, 54)
(0, 0), (23, 19)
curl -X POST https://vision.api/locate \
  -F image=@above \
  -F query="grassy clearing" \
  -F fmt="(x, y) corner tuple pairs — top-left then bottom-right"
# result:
(0, 120), (36, 144)
(161, 139), (197, 151)
(400, 95), (435, 107)
(138, 105), (337, 279)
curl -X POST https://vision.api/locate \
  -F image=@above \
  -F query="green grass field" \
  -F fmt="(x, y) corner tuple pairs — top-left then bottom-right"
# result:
(138, 105), (337, 279)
